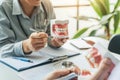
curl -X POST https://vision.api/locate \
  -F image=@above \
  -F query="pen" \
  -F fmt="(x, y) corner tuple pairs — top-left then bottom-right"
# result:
(12, 57), (33, 63)
(49, 53), (80, 62)
(67, 53), (80, 58)
(30, 28), (39, 32)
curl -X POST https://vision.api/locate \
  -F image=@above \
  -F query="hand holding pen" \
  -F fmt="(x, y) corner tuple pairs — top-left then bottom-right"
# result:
(26, 18), (49, 53)
(22, 32), (48, 54)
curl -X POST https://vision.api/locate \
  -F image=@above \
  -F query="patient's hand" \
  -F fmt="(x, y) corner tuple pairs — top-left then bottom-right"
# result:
(98, 58), (115, 80)
(44, 66), (80, 80)
(89, 58), (115, 80)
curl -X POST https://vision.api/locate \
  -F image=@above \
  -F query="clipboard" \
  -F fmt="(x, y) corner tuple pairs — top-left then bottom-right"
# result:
(0, 48), (80, 72)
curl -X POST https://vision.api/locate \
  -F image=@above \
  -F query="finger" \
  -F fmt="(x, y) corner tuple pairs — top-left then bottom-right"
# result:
(70, 66), (81, 75)
(32, 43), (46, 51)
(43, 38), (48, 43)
(33, 42), (46, 48)
(58, 38), (68, 44)
(62, 38), (68, 43)
(30, 38), (47, 51)
(54, 38), (64, 46)
(31, 38), (47, 44)
(31, 32), (48, 39)
(38, 32), (48, 38)
(34, 46), (44, 51)
(102, 58), (112, 65)
(52, 69), (71, 78)
(99, 58), (113, 71)
(51, 39), (61, 47)
(30, 32), (41, 38)
(57, 69), (72, 77)
(31, 38), (44, 43)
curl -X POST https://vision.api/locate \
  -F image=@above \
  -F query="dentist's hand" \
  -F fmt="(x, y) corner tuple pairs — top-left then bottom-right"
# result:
(48, 37), (69, 48)
(22, 32), (48, 54)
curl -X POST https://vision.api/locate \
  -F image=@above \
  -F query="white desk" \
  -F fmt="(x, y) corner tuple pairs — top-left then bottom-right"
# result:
(0, 37), (112, 80)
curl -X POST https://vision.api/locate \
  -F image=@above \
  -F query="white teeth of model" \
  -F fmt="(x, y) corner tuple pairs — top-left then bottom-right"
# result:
(56, 28), (67, 32)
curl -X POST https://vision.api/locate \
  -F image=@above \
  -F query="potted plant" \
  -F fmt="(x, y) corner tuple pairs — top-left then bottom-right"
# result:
(72, 0), (120, 39)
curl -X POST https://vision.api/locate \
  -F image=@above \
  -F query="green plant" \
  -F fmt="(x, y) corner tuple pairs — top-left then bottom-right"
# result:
(72, 0), (120, 39)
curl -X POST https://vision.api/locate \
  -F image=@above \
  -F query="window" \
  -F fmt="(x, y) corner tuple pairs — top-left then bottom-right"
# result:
(50, 0), (118, 38)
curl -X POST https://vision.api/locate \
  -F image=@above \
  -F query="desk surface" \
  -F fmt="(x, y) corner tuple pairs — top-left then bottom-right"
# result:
(0, 37), (112, 80)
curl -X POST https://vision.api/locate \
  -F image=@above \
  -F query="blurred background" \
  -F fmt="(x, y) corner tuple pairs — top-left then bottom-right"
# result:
(50, 0), (120, 39)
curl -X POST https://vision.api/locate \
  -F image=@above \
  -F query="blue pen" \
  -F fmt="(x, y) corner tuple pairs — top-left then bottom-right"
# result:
(12, 57), (33, 63)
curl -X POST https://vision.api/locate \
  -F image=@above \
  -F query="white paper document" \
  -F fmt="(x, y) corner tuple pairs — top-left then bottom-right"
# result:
(70, 38), (92, 50)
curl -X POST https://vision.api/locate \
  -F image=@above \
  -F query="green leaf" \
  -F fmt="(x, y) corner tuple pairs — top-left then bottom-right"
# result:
(104, 0), (110, 13)
(73, 16), (99, 21)
(89, 0), (103, 18)
(89, 0), (110, 18)
(114, 0), (120, 11)
(114, 11), (120, 33)
(99, 13), (114, 25)
(72, 28), (89, 39)
(89, 30), (97, 36)
(95, 0), (109, 15)
(99, 0), (110, 14)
